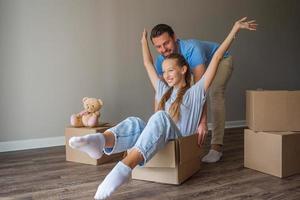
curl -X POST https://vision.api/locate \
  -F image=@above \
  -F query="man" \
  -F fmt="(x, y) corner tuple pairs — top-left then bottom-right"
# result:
(150, 24), (233, 163)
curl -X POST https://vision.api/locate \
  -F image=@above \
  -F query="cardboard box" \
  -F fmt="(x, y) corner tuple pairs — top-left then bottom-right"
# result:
(244, 129), (300, 178)
(246, 90), (300, 131)
(132, 134), (202, 185)
(65, 125), (124, 165)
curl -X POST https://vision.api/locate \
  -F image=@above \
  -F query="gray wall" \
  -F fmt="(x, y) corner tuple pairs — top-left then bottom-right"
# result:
(0, 0), (299, 142)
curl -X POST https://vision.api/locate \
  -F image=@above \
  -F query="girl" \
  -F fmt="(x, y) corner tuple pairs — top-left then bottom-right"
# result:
(69, 17), (257, 200)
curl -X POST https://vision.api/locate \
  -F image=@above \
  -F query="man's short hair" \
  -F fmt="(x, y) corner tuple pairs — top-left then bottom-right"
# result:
(150, 24), (174, 42)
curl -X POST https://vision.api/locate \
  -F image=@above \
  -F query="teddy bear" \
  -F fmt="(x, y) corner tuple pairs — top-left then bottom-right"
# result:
(70, 97), (103, 128)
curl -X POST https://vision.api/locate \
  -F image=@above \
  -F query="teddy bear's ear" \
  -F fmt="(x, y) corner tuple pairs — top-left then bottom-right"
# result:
(82, 97), (89, 103)
(98, 99), (104, 106)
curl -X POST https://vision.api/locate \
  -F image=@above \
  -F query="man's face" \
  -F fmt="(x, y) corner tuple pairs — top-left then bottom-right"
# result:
(152, 32), (177, 57)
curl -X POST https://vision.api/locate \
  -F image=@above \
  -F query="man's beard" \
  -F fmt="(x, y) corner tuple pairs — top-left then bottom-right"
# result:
(162, 46), (178, 58)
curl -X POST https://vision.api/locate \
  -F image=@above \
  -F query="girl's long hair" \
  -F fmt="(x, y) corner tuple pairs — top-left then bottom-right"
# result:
(157, 53), (192, 122)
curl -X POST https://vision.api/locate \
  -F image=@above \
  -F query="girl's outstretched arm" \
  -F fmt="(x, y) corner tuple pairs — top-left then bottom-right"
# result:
(141, 29), (159, 91)
(203, 17), (257, 91)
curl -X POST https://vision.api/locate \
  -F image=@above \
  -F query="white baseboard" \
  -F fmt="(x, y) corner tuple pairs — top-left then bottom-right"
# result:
(225, 120), (246, 129)
(0, 136), (65, 153)
(0, 120), (246, 153)
(207, 120), (246, 130)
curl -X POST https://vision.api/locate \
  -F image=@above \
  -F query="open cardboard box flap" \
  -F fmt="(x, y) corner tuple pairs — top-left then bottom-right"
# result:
(145, 140), (177, 168)
(144, 134), (201, 168)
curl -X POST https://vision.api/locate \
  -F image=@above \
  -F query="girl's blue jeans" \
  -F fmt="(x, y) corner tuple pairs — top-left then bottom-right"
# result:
(103, 111), (190, 166)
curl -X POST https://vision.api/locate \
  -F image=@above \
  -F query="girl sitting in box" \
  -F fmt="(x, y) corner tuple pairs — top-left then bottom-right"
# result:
(69, 17), (257, 199)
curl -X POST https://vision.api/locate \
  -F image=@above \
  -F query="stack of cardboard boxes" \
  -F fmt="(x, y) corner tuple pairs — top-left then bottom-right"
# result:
(245, 90), (300, 178)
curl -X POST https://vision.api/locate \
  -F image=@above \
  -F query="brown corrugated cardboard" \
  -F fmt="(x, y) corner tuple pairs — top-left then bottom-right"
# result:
(65, 125), (123, 165)
(244, 129), (300, 178)
(132, 134), (202, 184)
(288, 91), (300, 130)
(246, 90), (300, 131)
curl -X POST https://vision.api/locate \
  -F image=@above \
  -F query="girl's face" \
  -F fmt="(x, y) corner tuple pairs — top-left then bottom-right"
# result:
(162, 59), (187, 88)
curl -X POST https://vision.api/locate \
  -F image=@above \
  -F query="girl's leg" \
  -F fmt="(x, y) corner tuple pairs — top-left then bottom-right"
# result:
(132, 110), (183, 165)
(69, 117), (146, 159)
(122, 149), (143, 169)
(103, 116), (146, 155)
(94, 111), (182, 200)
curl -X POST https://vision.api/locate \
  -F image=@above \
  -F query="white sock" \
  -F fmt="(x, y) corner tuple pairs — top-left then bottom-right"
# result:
(68, 133), (105, 159)
(201, 149), (223, 163)
(94, 161), (132, 200)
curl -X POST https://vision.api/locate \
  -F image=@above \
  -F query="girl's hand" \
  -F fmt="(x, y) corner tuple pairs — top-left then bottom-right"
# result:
(141, 29), (148, 44)
(234, 17), (258, 31)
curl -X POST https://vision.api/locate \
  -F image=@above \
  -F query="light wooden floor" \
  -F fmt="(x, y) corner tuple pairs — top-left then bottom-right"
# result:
(0, 128), (299, 200)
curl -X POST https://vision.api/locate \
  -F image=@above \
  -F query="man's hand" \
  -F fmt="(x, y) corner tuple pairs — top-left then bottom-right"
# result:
(233, 17), (258, 33)
(197, 122), (208, 147)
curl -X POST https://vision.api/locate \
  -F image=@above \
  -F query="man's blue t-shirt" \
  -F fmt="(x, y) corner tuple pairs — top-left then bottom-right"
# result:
(155, 39), (229, 76)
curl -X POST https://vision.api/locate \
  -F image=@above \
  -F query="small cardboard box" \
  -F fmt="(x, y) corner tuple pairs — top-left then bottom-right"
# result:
(246, 90), (300, 131)
(244, 129), (300, 178)
(65, 125), (123, 165)
(132, 134), (202, 185)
